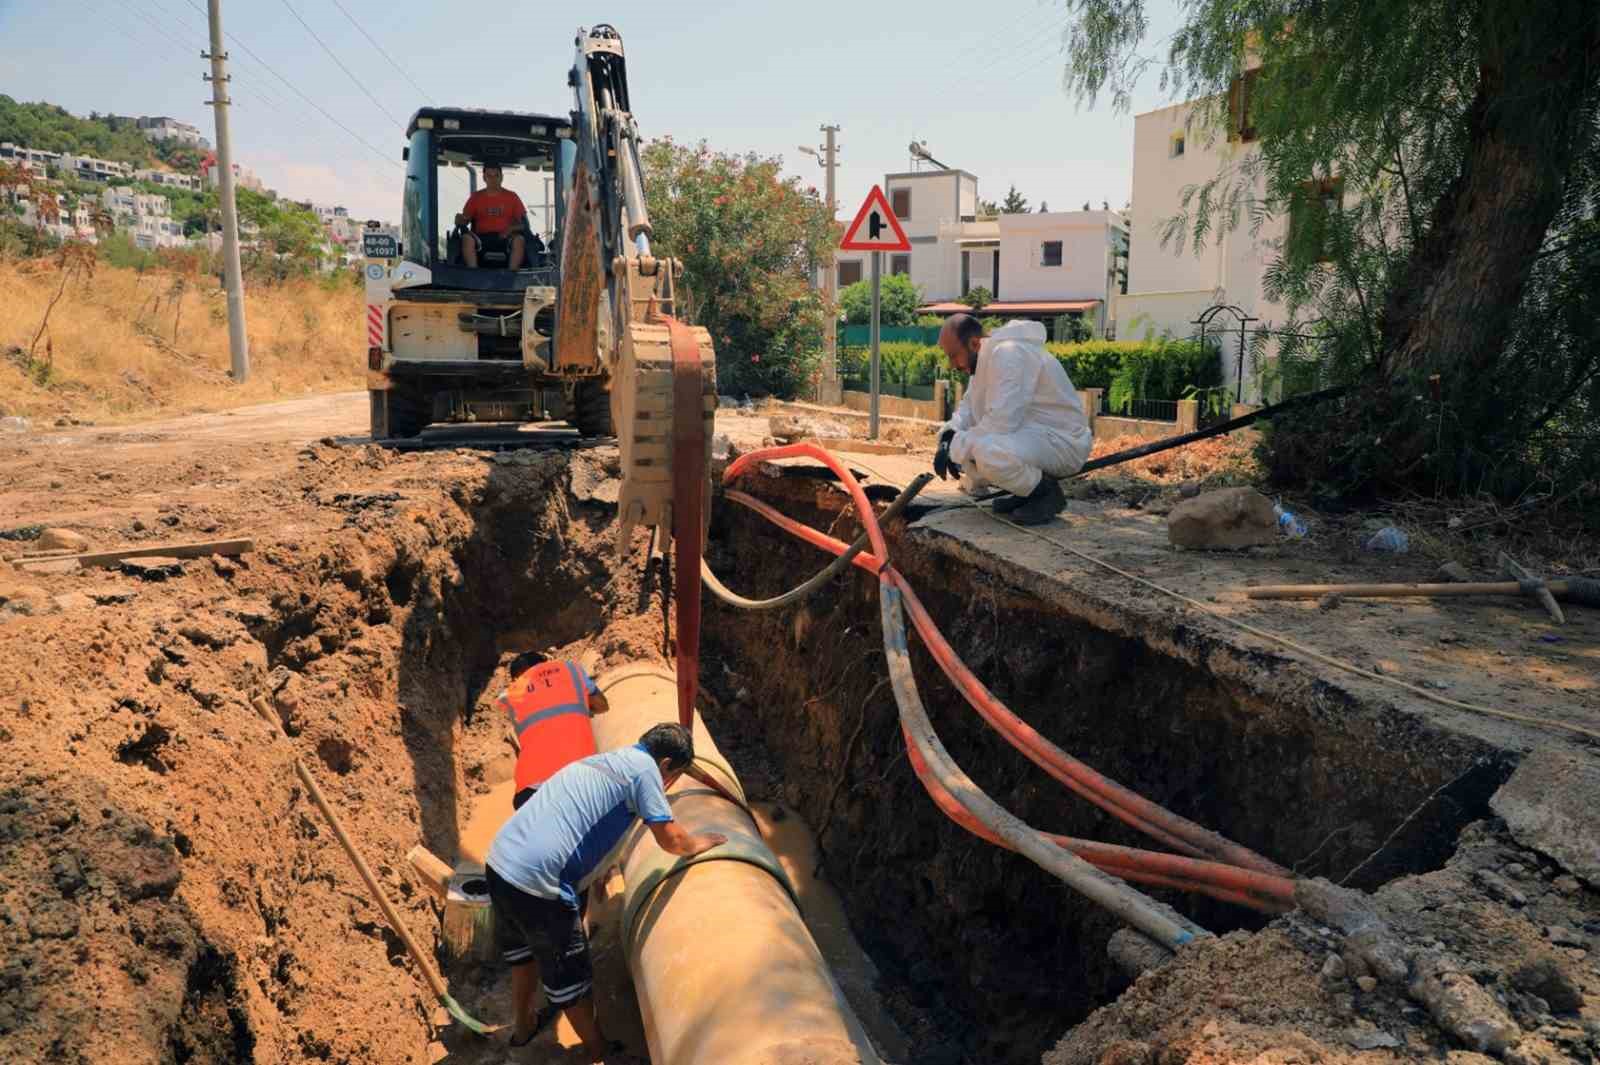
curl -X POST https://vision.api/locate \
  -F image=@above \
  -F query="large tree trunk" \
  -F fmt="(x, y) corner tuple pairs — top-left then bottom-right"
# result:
(1378, 4), (1600, 382)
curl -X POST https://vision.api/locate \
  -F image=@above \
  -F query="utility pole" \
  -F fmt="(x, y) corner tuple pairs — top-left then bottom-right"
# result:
(204, 0), (249, 382)
(802, 124), (842, 404)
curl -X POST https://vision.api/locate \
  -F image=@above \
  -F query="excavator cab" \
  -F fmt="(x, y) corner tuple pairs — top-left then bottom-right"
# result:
(398, 108), (568, 290)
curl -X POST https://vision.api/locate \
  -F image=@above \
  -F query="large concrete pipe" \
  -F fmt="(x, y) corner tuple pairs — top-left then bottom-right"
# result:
(592, 664), (879, 1065)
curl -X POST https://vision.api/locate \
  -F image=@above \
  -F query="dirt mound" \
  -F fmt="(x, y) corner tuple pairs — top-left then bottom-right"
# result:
(0, 439), (663, 1064)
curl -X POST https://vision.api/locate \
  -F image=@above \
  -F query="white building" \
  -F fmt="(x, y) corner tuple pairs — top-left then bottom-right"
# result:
(134, 168), (203, 192)
(100, 185), (187, 248)
(58, 153), (133, 183)
(136, 116), (210, 150)
(1115, 70), (1296, 401)
(0, 142), (63, 175)
(832, 167), (1128, 332)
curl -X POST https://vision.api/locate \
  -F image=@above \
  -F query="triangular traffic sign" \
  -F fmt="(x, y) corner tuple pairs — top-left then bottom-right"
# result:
(839, 184), (911, 252)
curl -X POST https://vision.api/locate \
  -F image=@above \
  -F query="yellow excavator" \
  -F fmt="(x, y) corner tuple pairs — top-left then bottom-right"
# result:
(363, 23), (714, 545)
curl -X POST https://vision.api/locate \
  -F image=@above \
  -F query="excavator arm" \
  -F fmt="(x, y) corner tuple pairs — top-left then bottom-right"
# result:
(555, 24), (715, 553)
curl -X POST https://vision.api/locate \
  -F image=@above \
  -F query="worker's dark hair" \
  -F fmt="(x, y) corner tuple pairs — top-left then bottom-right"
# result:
(638, 723), (694, 772)
(947, 312), (984, 345)
(507, 651), (547, 679)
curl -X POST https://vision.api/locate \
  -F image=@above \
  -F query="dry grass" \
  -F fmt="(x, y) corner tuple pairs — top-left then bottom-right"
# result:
(0, 259), (363, 425)
(1085, 430), (1262, 486)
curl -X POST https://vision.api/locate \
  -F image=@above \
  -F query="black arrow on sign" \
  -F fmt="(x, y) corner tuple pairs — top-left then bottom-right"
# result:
(868, 211), (885, 240)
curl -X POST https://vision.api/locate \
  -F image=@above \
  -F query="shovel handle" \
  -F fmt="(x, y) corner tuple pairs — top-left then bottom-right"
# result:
(250, 698), (452, 1002)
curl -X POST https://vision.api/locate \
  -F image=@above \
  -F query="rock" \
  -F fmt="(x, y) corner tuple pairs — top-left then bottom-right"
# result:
(1491, 748), (1600, 888)
(1545, 925), (1587, 949)
(1357, 975), (1379, 993)
(27, 901), (79, 939)
(0, 415), (30, 433)
(1408, 952), (1521, 1054)
(120, 557), (185, 581)
(1437, 561), (1472, 583)
(1321, 953), (1347, 983)
(768, 414), (850, 442)
(1347, 1029), (1401, 1050)
(1097, 1041), (1153, 1065)
(1552, 875), (1581, 896)
(1476, 869), (1528, 907)
(0, 583), (55, 617)
(1318, 592), (1343, 612)
(1166, 488), (1278, 550)
(1178, 480), (1202, 499)
(52, 591), (96, 611)
(36, 528), (88, 553)
(1512, 959), (1584, 1014)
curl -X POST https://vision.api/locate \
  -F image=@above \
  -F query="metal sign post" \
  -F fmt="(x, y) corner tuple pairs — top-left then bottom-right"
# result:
(869, 250), (881, 437)
(838, 184), (911, 441)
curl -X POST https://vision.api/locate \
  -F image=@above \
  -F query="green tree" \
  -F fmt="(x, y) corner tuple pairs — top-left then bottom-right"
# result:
(838, 272), (922, 326)
(1000, 185), (1030, 213)
(1061, 0), (1600, 499)
(0, 96), (159, 167)
(962, 286), (993, 312)
(640, 138), (835, 397)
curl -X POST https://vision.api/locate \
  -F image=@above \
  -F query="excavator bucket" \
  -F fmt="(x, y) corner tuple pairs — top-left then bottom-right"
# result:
(613, 317), (716, 552)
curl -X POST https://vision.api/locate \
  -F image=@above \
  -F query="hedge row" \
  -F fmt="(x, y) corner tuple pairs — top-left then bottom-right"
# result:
(837, 337), (1220, 400)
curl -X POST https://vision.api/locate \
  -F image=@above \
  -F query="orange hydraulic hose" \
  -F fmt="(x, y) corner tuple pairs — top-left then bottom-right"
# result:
(721, 485), (1288, 878)
(903, 735), (1292, 912)
(723, 489), (1207, 859)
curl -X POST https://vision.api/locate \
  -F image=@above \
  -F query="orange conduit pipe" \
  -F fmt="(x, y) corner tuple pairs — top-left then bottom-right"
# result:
(724, 446), (1213, 948)
(720, 485), (1288, 879)
(720, 488), (1281, 906)
(903, 736), (1293, 913)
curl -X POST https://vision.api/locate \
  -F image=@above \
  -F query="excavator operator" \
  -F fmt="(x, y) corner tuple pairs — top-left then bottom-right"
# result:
(456, 163), (528, 269)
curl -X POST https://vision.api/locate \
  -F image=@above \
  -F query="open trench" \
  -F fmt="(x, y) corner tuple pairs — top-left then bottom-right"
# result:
(368, 458), (1511, 1063)
(0, 446), (1517, 1065)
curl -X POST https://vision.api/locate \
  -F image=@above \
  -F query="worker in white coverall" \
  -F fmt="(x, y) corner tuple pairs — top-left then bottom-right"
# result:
(933, 313), (1093, 525)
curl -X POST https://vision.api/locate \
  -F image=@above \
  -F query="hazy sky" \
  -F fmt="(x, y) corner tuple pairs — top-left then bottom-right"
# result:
(1, 0), (1185, 222)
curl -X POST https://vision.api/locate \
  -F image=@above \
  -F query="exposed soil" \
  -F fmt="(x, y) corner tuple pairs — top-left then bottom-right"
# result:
(1, 396), (1596, 1065)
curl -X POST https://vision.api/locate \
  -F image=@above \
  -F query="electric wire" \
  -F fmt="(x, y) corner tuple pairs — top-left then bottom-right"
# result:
(277, 0), (406, 128)
(329, 0), (434, 100)
(180, 0), (402, 167)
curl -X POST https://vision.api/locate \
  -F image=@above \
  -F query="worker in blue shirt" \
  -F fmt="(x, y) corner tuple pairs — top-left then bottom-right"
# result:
(486, 722), (726, 1062)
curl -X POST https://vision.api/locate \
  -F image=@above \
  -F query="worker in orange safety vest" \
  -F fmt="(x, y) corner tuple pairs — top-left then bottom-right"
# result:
(496, 651), (610, 811)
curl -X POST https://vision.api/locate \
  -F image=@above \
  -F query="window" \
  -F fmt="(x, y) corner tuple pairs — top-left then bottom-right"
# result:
(1227, 69), (1260, 143)
(890, 254), (911, 276)
(838, 260), (863, 286)
(890, 188), (911, 220)
(1040, 241), (1062, 267)
(1170, 132), (1186, 158)
(1290, 176), (1344, 263)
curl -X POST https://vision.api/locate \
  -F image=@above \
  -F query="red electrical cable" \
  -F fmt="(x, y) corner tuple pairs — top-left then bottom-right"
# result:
(723, 484), (1288, 878)
(719, 445), (1297, 913)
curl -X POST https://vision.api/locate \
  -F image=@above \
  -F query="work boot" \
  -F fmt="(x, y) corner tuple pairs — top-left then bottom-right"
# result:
(990, 492), (1028, 514)
(1007, 478), (1066, 526)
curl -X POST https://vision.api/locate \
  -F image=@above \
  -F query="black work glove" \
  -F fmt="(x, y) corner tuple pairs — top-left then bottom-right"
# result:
(933, 429), (961, 480)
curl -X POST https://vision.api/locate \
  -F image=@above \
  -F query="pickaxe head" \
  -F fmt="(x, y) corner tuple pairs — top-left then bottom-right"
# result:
(1498, 552), (1565, 625)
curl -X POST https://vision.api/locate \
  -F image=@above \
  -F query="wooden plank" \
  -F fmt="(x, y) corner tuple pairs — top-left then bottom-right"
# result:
(799, 437), (910, 456)
(16, 537), (254, 572)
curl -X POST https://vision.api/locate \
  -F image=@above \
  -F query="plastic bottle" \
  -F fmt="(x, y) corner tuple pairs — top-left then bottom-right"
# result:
(1273, 503), (1307, 539)
(1364, 526), (1409, 553)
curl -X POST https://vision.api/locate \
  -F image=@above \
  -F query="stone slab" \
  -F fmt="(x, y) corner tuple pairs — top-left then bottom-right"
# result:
(1489, 746), (1600, 887)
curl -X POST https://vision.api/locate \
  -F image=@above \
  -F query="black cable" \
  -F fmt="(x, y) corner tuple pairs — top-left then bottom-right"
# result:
(330, 0), (433, 100)
(277, 0), (406, 128)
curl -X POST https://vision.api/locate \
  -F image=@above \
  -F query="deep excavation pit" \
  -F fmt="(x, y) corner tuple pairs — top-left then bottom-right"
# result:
(399, 458), (1510, 1064)
(0, 444), (1523, 1065)
(273, 454), (1508, 1063)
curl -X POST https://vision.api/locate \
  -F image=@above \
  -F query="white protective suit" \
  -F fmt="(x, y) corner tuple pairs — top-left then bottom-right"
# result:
(941, 320), (1094, 497)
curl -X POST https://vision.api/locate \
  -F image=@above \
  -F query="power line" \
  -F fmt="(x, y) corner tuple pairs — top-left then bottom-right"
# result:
(329, 0), (432, 101)
(179, 0), (401, 168)
(134, 0), (295, 112)
(277, 0), (406, 128)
